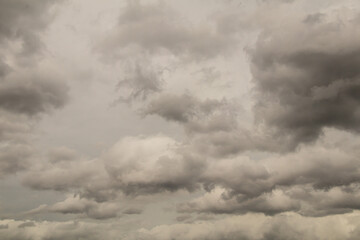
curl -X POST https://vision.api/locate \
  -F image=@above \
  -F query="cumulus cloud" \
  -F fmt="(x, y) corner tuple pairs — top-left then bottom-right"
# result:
(104, 135), (204, 195)
(177, 129), (360, 216)
(22, 129), (360, 218)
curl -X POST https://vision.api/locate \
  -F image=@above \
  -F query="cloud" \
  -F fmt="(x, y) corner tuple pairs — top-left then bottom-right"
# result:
(23, 154), (104, 192)
(0, 71), (69, 116)
(178, 129), (360, 216)
(22, 129), (360, 218)
(97, 1), (237, 62)
(3, 212), (360, 240)
(0, 219), (115, 240)
(22, 135), (205, 215)
(0, 70), (69, 178)
(249, 9), (360, 150)
(0, 0), (61, 62)
(143, 93), (238, 133)
(27, 195), (122, 220)
(129, 212), (360, 240)
(143, 93), (261, 157)
(18, 222), (35, 229)
(0, 0), (68, 178)
(104, 135), (204, 195)
(115, 61), (163, 103)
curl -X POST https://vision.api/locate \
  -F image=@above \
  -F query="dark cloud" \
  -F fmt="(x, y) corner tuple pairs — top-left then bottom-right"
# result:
(0, 72), (68, 116)
(249, 11), (360, 150)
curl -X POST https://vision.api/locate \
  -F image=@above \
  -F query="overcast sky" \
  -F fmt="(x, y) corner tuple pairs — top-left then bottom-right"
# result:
(2, 0), (360, 239)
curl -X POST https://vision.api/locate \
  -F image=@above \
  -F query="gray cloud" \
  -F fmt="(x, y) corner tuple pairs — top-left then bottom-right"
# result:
(18, 222), (35, 229)
(0, 72), (68, 116)
(143, 93), (260, 157)
(0, 70), (69, 178)
(3, 212), (360, 240)
(104, 135), (205, 195)
(0, 0), (61, 65)
(0, 224), (8, 230)
(177, 129), (360, 216)
(143, 93), (238, 133)
(27, 196), (122, 220)
(115, 61), (163, 103)
(249, 10), (360, 150)
(98, 0), (237, 61)
(0, 0), (68, 179)
(129, 212), (360, 240)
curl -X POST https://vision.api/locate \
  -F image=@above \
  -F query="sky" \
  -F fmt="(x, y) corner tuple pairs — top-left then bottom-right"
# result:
(1, 0), (360, 239)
